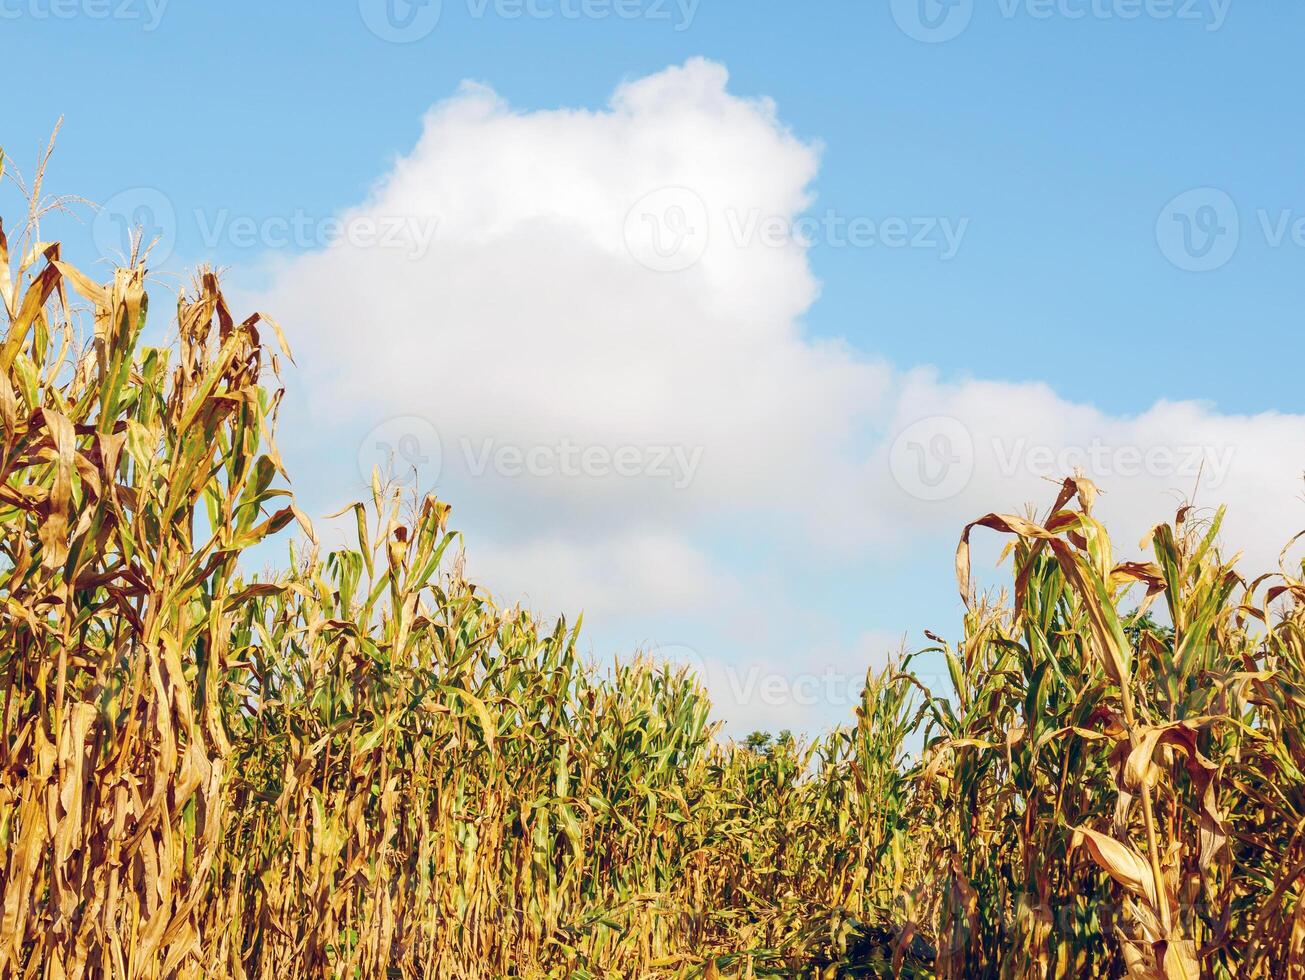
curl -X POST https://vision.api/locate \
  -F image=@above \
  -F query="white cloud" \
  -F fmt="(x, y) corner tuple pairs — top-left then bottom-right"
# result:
(645, 630), (910, 738)
(868, 371), (1305, 575)
(261, 59), (887, 547)
(471, 529), (737, 623)
(256, 58), (1305, 731)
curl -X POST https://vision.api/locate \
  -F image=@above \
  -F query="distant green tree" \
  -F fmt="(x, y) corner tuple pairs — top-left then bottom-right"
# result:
(1122, 608), (1174, 646)
(742, 729), (796, 755)
(743, 731), (772, 753)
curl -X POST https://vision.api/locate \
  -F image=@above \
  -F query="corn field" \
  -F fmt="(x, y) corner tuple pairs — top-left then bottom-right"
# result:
(2, 160), (1305, 978)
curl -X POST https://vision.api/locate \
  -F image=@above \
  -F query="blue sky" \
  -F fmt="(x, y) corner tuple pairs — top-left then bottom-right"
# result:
(5, 0), (1304, 732)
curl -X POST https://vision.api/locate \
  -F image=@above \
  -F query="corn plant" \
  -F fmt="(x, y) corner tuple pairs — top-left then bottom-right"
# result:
(3, 161), (1305, 977)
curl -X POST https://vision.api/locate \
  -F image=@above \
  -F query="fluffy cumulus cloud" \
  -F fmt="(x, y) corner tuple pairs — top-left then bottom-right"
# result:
(256, 58), (1305, 734)
(871, 372), (1305, 577)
